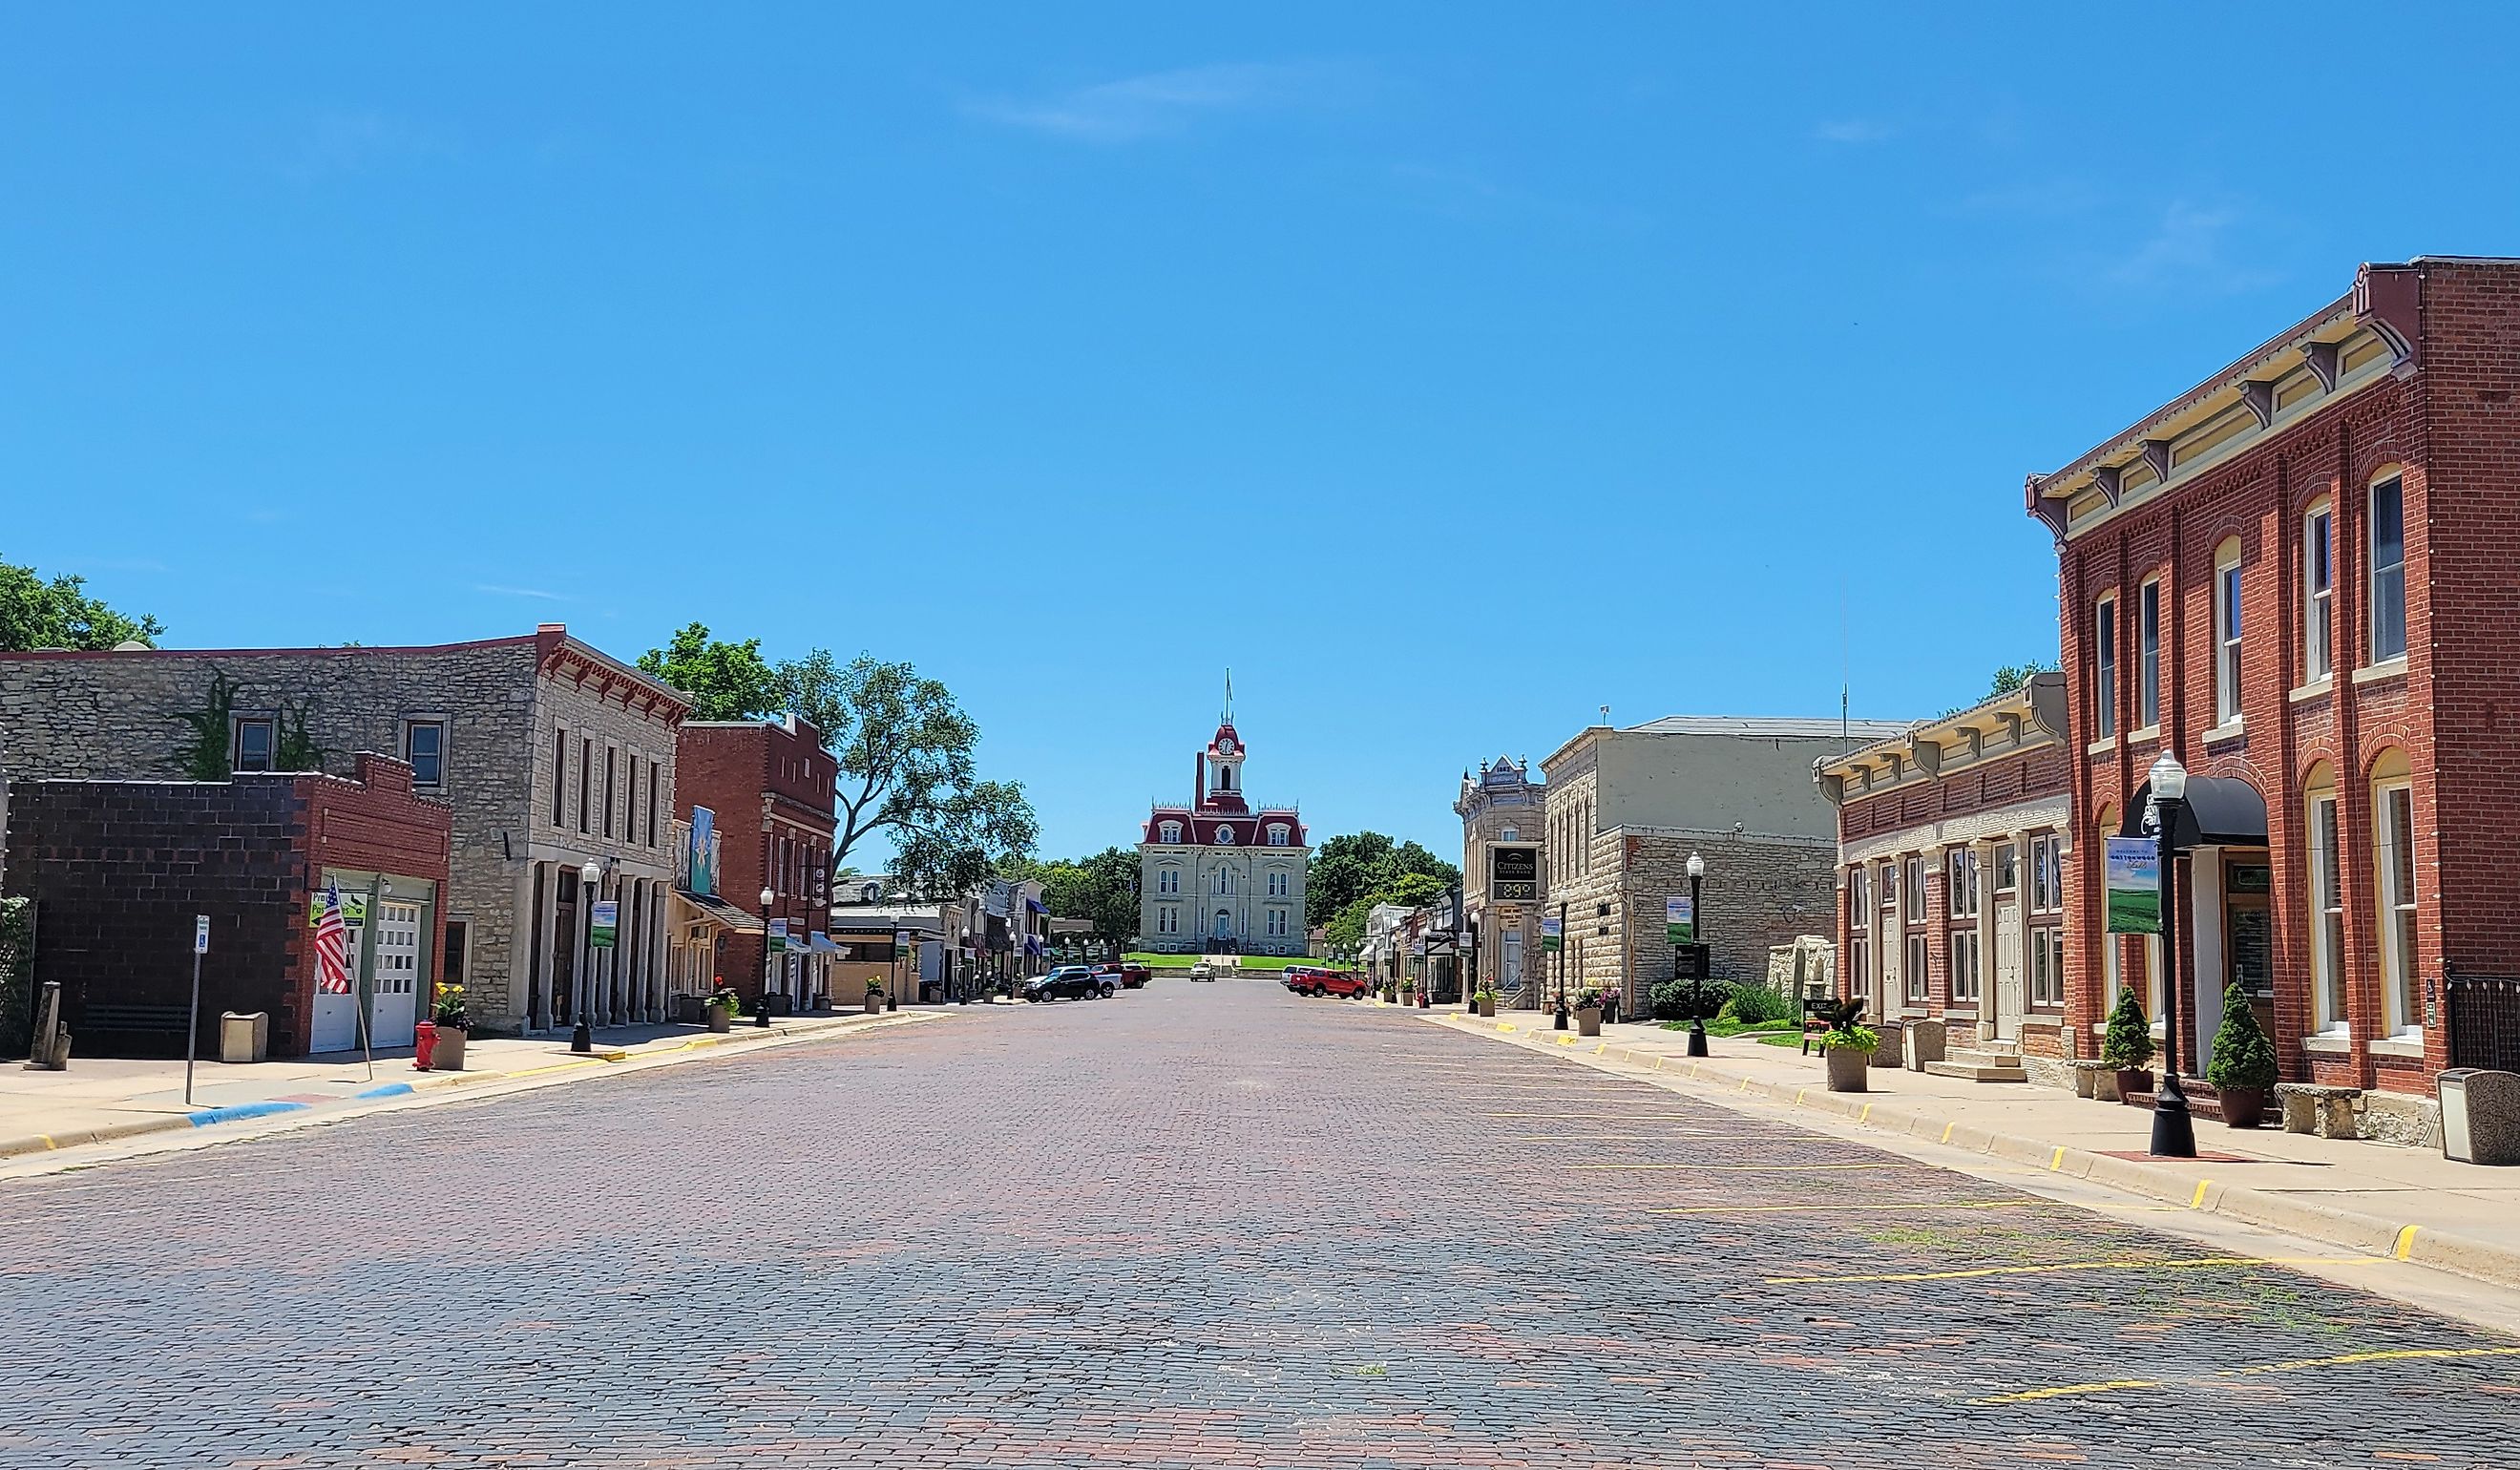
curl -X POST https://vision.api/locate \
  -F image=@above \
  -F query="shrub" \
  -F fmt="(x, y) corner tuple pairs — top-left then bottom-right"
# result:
(2206, 983), (2279, 1090)
(2101, 985), (2154, 1070)
(1649, 978), (1735, 1020)
(1720, 982), (1795, 1025)
(1575, 987), (1606, 1010)
(1819, 1023), (1880, 1053)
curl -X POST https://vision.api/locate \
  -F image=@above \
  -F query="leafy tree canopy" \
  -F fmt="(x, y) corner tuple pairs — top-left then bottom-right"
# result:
(1012, 847), (1141, 947)
(1, 557), (162, 651)
(637, 622), (782, 723)
(1984, 659), (2059, 700)
(1308, 830), (1460, 925)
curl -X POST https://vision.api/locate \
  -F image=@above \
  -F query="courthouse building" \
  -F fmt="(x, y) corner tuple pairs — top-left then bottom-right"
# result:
(2026, 256), (2520, 1130)
(0, 625), (687, 1038)
(1138, 716), (1309, 955)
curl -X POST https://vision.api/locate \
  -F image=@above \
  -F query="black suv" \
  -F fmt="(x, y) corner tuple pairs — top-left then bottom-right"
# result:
(1023, 966), (1114, 1002)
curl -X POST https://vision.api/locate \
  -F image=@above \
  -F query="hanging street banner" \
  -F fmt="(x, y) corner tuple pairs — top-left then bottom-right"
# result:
(589, 900), (620, 949)
(1666, 895), (1694, 945)
(769, 918), (790, 954)
(1540, 914), (1563, 953)
(2104, 837), (2161, 934)
(688, 806), (717, 896)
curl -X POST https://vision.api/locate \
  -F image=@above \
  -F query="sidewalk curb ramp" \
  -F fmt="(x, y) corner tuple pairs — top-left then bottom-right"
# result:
(1422, 1012), (2520, 1293)
(0, 1010), (938, 1165)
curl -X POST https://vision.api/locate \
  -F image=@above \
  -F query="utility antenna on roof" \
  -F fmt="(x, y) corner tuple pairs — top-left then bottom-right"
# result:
(1840, 577), (1852, 756)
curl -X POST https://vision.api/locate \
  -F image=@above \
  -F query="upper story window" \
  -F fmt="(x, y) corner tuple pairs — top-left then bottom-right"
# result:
(578, 738), (594, 833)
(1157, 868), (1179, 894)
(1847, 868), (1868, 931)
(2029, 832), (2062, 913)
(1946, 847), (1980, 918)
(1267, 870), (1288, 897)
(1880, 862), (1897, 918)
(1266, 823), (1290, 847)
(552, 726), (568, 827)
(1994, 842), (2019, 893)
(1216, 869), (1234, 896)
(404, 720), (446, 788)
(646, 764), (661, 847)
(2137, 578), (2163, 731)
(1500, 826), (1519, 842)
(2214, 539), (2244, 726)
(1158, 821), (1183, 844)
(2304, 498), (2335, 682)
(233, 717), (275, 773)
(2369, 473), (2407, 663)
(1902, 855), (1927, 925)
(2092, 596), (2117, 740)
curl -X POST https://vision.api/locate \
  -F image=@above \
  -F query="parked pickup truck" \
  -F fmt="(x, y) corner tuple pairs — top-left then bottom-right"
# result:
(1283, 966), (1370, 998)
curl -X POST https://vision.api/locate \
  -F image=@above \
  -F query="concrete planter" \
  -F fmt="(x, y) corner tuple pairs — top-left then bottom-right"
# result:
(1477, 999), (1496, 1018)
(706, 1003), (734, 1034)
(1870, 1020), (1905, 1069)
(2221, 1086), (2270, 1128)
(1824, 1044), (1871, 1092)
(1576, 1008), (1603, 1038)
(431, 1027), (468, 1072)
(863, 995), (884, 1015)
(1902, 1018), (1947, 1072)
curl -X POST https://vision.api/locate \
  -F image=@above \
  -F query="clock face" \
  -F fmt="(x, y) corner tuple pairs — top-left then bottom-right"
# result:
(1217, 737), (1236, 755)
(1213, 824), (1234, 844)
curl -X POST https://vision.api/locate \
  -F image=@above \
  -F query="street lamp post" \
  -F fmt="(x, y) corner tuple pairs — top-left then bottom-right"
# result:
(570, 858), (600, 1054)
(1463, 920), (1480, 1014)
(2149, 752), (2198, 1159)
(756, 884), (777, 1029)
(1553, 900), (1570, 1031)
(1686, 851), (1709, 1058)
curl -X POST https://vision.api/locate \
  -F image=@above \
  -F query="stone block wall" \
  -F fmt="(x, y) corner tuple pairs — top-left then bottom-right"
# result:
(1575, 829), (1838, 1012)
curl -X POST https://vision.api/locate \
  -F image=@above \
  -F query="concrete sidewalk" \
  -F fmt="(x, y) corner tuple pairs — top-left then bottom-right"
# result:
(0, 1008), (937, 1161)
(1424, 1008), (2520, 1292)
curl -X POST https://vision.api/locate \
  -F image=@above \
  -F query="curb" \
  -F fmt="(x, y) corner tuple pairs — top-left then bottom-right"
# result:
(0, 1011), (940, 1166)
(1422, 1012), (2520, 1293)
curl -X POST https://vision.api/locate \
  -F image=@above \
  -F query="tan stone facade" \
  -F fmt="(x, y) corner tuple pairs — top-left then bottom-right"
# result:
(1456, 756), (1545, 1008)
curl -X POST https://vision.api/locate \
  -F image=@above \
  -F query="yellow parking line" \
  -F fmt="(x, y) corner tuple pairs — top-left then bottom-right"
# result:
(1765, 1254), (2388, 1285)
(2190, 1179), (2213, 1208)
(1859, 1103), (1873, 1123)
(1650, 1199), (2050, 1216)
(2232, 1344), (2520, 1376)
(1573, 1162), (1911, 1172)
(2394, 1224), (2422, 1260)
(1941, 1121), (1957, 1144)
(1974, 1378), (2159, 1405)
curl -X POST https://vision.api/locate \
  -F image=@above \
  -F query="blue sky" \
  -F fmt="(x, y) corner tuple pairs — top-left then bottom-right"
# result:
(9, 6), (2519, 865)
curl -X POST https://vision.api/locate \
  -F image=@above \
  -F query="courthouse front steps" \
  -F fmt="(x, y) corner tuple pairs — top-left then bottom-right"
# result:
(1923, 1041), (2028, 1083)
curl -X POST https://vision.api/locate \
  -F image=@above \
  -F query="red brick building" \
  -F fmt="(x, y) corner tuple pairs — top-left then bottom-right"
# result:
(2026, 257), (2520, 1130)
(1819, 675), (2072, 1081)
(673, 715), (838, 1009)
(2, 753), (452, 1058)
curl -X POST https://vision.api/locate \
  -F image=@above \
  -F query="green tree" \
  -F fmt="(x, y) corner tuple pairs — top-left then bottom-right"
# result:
(1984, 659), (2059, 699)
(1, 557), (162, 651)
(637, 623), (783, 722)
(1027, 847), (1141, 950)
(778, 651), (1035, 883)
(2206, 982), (2279, 1090)
(1308, 831), (1461, 923)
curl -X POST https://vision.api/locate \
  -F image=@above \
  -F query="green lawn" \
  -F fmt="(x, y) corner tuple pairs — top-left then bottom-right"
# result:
(1125, 952), (1330, 972)
(1660, 1018), (1802, 1040)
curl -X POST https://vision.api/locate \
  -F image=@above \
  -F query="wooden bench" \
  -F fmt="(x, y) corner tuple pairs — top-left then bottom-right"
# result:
(2275, 1082), (2362, 1140)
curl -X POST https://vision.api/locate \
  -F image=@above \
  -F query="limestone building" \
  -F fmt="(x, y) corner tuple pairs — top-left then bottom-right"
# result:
(1539, 714), (1910, 1014)
(1137, 717), (1309, 955)
(1456, 756), (1546, 1006)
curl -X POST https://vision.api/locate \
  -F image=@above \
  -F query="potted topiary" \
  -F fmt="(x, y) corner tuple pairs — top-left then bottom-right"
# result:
(1820, 1019), (1880, 1091)
(704, 981), (742, 1033)
(863, 979), (886, 1015)
(2206, 982), (2278, 1127)
(430, 984), (471, 1072)
(1575, 987), (1606, 1038)
(1475, 985), (1498, 1018)
(2102, 985), (2156, 1103)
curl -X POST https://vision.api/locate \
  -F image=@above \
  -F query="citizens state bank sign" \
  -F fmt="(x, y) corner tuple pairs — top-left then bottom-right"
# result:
(1488, 844), (1539, 901)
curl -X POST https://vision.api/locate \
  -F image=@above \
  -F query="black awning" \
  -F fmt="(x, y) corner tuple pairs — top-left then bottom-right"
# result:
(2121, 774), (2269, 848)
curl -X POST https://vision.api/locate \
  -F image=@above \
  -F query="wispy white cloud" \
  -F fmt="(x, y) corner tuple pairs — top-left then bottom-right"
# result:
(965, 62), (1352, 143)
(1954, 178), (2105, 219)
(473, 583), (567, 602)
(2102, 200), (2274, 294)
(1814, 117), (1895, 145)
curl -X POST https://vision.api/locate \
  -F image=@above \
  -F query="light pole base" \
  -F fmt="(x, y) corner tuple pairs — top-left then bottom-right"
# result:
(1686, 1021), (1710, 1058)
(2150, 1086), (2197, 1157)
(1553, 1010), (1568, 1031)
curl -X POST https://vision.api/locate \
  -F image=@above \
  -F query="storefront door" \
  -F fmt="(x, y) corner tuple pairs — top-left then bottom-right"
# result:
(2225, 860), (2276, 1040)
(311, 901), (366, 1054)
(1992, 897), (2025, 1042)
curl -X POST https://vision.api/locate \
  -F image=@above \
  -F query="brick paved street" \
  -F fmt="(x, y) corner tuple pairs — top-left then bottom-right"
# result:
(1, 980), (2514, 1468)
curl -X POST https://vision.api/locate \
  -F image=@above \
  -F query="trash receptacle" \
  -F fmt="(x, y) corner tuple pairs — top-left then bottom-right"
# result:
(218, 1011), (269, 1064)
(1904, 1018), (1947, 1072)
(1871, 1019), (1905, 1069)
(2441, 1068), (2520, 1166)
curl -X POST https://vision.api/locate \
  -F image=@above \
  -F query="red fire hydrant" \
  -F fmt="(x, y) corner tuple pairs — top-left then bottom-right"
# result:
(413, 1019), (438, 1071)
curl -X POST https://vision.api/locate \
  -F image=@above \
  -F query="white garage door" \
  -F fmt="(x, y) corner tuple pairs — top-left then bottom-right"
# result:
(370, 900), (423, 1049)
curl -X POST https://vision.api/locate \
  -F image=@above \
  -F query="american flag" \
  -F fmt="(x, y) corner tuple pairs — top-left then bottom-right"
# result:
(313, 884), (352, 995)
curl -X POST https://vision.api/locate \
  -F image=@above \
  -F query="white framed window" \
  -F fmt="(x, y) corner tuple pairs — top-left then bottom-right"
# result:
(1847, 868), (1868, 932)
(1157, 907), (1178, 935)
(2306, 771), (2345, 1035)
(2304, 498), (2335, 682)
(1948, 929), (1981, 1003)
(2092, 595), (2118, 740)
(1216, 869), (1234, 897)
(1994, 842), (2018, 894)
(1880, 861), (1898, 918)
(1268, 909), (1288, 937)
(1945, 848), (1979, 918)
(2368, 473), (2407, 664)
(2214, 538), (2243, 725)
(1267, 870), (1288, 897)
(2029, 927), (2065, 1009)
(2137, 577), (2162, 730)
(1500, 826), (1519, 842)
(403, 719), (447, 788)
(2375, 757), (2420, 1036)
(2029, 832), (2062, 914)
(1903, 855), (1925, 921)
(1158, 821), (1182, 844)
(1266, 823), (1290, 847)
(1158, 868), (1180, 895)
(233, 717), (275, 773)
(1904, 934), (1929, 1003)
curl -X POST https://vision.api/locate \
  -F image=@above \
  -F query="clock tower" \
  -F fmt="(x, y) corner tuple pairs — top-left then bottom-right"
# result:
(1136, 683), (1311, 956)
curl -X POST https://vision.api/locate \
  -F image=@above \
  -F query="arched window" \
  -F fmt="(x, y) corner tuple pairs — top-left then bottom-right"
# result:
(1500, 826), (1519, 842)
(2214, 536), (2243, 726)
(2368, 472), (2407, 664)
(2302, 496), (2335, 682)
(1159, 821), (1183, 844)
(2303, 762), (2344, 1034)
(2371, 747), (2419, 1036)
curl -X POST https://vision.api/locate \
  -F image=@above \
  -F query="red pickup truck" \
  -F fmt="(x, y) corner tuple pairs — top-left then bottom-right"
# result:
(1284, 966), (1370, 998)
(1094, 961), (1152, 990)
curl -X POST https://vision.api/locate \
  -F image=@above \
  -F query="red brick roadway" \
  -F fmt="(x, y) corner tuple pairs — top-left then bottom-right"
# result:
(1, 981), (2513, 1467)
